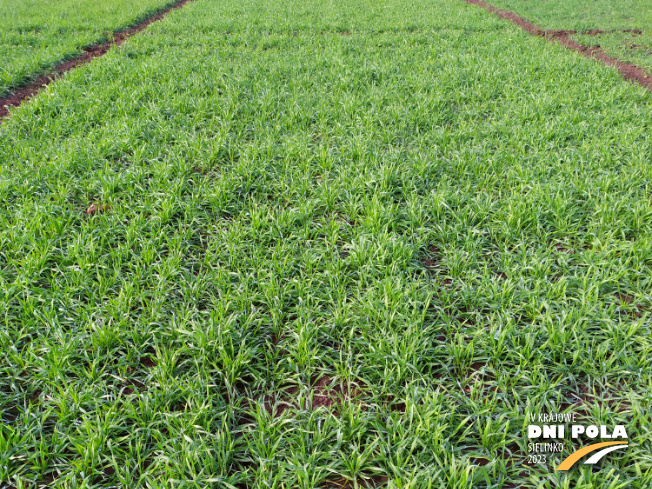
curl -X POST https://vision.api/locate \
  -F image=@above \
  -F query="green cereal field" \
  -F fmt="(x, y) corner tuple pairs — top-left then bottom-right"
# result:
(488, 0), (652, 74)
(0, 0), (183, 96)
(0, 0), (650, 488)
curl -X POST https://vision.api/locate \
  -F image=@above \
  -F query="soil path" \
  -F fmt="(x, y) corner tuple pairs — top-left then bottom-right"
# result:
(0, 0), (196, 120)
(464, 0), (652, 92)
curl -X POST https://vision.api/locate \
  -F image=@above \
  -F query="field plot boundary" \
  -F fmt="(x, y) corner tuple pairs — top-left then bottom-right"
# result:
(0, 0), (196, 120)
(464, 0), (652, 92)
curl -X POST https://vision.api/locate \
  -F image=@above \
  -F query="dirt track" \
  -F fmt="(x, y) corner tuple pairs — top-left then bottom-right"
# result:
(464, 0), (652, 92)
(0, 0), (196, 120)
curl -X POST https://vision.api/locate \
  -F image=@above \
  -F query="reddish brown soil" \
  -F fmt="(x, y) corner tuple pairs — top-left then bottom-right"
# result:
(546, 29), (643, 37)
(86, 203), (111, 214)
(422, 245), (442, 270)
(323, 475), (389, 489)
(140, 356), (157, 368)
(257, 376), (365, 417)
(0, 0), (196, 120)
(464, 0), (652, 92)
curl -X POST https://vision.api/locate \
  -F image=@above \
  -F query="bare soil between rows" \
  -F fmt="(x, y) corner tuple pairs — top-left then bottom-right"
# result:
(0, 0), (196, 120)
(464, 0), (652, 92)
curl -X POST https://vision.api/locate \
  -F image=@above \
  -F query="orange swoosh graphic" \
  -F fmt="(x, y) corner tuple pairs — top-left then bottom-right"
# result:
(556, 441), (628, 470)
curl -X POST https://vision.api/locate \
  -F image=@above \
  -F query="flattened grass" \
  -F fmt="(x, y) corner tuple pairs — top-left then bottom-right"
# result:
(1, 0), (651, 487)
(0, 0), (183, 97)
